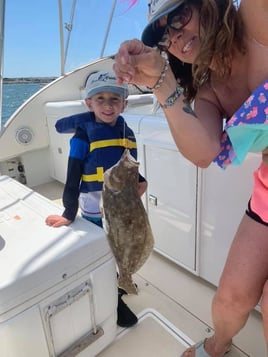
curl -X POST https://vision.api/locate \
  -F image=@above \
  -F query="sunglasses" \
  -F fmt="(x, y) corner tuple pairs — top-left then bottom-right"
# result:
(153, 4), (193, 51)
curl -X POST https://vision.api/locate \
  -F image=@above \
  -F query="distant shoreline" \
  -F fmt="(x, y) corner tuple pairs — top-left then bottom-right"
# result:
(3, 77), (57, 84)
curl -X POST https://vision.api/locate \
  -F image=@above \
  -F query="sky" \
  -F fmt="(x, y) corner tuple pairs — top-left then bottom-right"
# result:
(2, 0), (148, 78)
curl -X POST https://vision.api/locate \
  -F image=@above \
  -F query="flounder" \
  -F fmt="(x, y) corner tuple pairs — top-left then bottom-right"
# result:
(101, 149), (154, 294)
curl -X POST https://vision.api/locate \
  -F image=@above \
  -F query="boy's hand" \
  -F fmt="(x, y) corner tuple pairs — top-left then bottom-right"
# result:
(45, 215), (72, 227)
(138, 180), (147, 197)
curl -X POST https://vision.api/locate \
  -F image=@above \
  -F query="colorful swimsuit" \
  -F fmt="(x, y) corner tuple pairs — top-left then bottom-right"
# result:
(214, 80), (268, 169)
(213, 80), (268, 225)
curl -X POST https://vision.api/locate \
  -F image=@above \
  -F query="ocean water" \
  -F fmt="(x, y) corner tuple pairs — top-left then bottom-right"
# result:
(1, 83), (43, 126)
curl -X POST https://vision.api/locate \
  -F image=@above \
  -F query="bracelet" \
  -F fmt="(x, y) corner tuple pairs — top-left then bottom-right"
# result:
(147, 57), (169, 91)
(161, 85), (183, 109)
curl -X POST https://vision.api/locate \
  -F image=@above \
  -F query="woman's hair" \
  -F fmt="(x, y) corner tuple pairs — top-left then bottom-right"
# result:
(169, 0), (246, 102)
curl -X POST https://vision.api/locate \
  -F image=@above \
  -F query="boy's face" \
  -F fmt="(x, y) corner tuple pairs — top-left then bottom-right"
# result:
(85, 92), (127, 126)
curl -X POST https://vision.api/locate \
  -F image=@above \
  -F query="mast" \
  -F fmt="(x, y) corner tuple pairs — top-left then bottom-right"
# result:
(58, 0), (65, 76)
(58, 0), (77, 76)
(64, 0), (77, 68)
(0, 0), (5, 127)
(100, 0), (117, 58)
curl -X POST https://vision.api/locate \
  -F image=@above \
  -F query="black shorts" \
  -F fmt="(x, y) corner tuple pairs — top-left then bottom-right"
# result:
(246, 200), (268, 227)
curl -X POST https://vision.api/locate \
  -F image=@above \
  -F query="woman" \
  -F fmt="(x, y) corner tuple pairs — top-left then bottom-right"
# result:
(113, 1), (268, 356)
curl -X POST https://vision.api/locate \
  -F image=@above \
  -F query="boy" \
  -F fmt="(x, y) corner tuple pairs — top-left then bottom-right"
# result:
(46, 70), (147, 328)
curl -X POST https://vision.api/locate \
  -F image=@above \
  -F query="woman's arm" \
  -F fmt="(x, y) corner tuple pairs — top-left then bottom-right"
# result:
(153, 70), (223, 168)
(114, 41), (223, 167)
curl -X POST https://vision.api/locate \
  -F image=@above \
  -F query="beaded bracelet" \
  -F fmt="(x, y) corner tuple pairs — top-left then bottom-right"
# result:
(161, 85), (183, 109)
(147, 57), (169, 91)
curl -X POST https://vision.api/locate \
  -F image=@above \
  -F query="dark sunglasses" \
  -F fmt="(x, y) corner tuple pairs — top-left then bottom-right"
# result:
(153, 3), (193, 51)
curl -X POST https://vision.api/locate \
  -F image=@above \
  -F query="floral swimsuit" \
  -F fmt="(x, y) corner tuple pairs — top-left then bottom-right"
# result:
(214, 80), (268, 225)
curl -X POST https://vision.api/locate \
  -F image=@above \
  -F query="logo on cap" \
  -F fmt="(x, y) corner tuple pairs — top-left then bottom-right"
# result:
(91, 72), (116, 84)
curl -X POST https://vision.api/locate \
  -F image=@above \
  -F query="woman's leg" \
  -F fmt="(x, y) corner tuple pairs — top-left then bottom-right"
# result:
(208, 214), (268, 355)
(182, 214), (268, 357)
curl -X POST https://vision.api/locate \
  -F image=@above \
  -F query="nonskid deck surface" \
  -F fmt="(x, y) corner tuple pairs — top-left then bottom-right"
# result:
(98, 308), (193, 356)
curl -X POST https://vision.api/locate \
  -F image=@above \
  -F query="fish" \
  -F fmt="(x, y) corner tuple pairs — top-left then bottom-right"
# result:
(101, 149), (154, 294)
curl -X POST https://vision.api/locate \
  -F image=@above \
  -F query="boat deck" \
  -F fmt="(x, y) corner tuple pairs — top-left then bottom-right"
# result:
(34, 180), (266, 357)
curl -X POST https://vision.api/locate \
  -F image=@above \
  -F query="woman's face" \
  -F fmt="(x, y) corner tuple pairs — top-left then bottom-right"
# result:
(157, 4), (200, 64)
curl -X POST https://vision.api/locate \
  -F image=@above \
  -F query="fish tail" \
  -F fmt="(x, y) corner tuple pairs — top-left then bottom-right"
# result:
(118, 274), (138, 295)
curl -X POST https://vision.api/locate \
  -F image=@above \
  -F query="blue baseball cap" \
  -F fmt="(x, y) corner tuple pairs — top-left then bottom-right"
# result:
(85, 71), (129, 99)
(142, 0), (185, 47)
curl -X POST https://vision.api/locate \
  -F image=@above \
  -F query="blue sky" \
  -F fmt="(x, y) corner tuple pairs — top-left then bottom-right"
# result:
(3, 0), (148, 78)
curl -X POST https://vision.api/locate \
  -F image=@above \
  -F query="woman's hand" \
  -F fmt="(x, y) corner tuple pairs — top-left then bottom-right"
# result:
(45, 215), (72, 227)
(113, 39), (166, 89)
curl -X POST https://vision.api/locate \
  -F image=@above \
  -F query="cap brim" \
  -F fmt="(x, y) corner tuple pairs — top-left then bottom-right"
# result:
(141, 1), (184, 47)
(87, 85), (128, 99)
